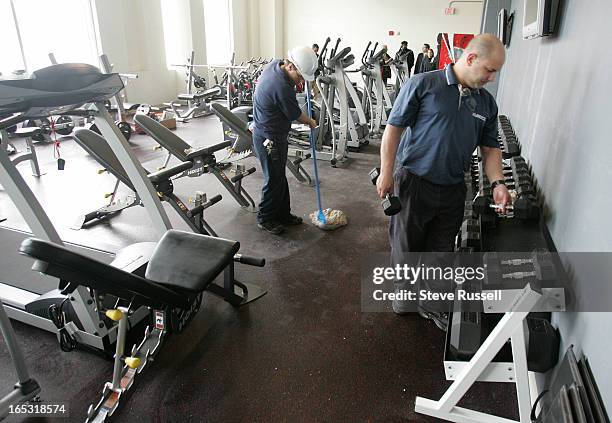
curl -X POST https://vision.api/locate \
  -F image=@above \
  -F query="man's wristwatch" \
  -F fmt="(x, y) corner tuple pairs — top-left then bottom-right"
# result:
(490, 179), (506, 190)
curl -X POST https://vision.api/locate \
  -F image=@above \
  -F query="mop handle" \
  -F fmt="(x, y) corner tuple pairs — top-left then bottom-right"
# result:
(305, 83), (325, 216)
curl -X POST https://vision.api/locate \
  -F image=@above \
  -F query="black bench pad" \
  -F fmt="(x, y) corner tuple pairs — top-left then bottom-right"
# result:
(145, 230), (239, 293)
(19, 238), (188, 308)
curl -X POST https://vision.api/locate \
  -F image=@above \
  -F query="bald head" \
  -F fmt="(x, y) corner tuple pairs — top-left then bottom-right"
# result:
(454, 33), (505, 89)
(464, 34), (505, 60)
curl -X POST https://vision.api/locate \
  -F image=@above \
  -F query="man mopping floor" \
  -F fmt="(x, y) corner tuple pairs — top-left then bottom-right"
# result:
(251, 46), (318, 235)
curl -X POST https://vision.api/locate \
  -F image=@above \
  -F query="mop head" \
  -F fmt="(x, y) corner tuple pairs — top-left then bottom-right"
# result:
(310, 208), (348, 231)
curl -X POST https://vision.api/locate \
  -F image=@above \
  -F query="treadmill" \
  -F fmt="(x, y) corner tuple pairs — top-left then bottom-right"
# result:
(0, 63), (176, 352)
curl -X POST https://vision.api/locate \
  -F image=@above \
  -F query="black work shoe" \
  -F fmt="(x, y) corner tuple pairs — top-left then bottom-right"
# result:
(279, 214), (303, 225)
(430, 313), (449, 332)
(257, 221), (285, 235)
(421, 311), (449, 332)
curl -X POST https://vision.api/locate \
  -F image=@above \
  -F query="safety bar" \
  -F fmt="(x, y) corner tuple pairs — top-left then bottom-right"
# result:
(233, 254), (265, 267)
(187, 194), (222, 218)
(230, 166), (255, 183)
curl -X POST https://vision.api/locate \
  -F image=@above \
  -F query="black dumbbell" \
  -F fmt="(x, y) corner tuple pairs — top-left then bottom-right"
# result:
(463, 201), (476, 219)
(369, 167), (401, 216)
(460, 219), (481, 249)
(488, 196), (540, 220)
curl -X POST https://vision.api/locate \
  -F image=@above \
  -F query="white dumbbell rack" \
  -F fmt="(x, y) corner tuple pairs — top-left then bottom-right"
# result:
(415, 283), (564, 423)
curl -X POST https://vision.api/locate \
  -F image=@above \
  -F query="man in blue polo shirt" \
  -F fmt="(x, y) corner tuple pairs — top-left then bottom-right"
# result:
(376, 34), (511, 329)
(252, 46), (317, 235)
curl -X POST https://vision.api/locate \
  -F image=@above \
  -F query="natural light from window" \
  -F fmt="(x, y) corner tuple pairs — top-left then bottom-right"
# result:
(160, 0), (192, 69)
(203, 0), (233, 65)
(0, 0), (25, 77)
(12, 0), (99, 72)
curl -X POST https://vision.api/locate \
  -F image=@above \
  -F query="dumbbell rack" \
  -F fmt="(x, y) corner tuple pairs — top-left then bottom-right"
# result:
(418, 116), (566, 422)
(498, 115), (521, 159)
(471, 117), (541, 221)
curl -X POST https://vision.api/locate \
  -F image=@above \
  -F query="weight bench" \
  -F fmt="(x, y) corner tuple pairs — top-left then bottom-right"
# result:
(210, 103), (313, 186)
(72, 128), (221, 235)
(166, 86), (223, 122)
(19, 228), (266, 421)
(134, 113), (258, 212)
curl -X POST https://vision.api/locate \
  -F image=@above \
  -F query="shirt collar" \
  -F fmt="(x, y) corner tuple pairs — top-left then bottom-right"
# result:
(444, 64), (459, 86)
(445, 64), (479, 94)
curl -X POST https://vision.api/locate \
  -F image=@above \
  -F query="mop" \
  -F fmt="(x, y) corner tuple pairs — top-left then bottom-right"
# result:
(305, 82), (347, 231)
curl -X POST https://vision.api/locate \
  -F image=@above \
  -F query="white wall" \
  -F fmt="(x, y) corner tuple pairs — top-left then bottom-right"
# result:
(232, 0), (251, 60)
(257, 0), (284, 58)
(496, 0), (612, 410)
(283, 0), (484, 60)
(91, 0), (484, 104)
(93, 0), (180, 105)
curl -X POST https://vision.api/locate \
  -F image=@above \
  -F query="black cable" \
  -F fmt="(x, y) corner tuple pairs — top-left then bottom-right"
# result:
(48, 298), (78, 352)
(530, 389), (549, 422)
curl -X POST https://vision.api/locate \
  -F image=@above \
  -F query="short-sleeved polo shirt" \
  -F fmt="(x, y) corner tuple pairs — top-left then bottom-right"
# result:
(388, 64), (499, 185)
(252, 59), (302, 141)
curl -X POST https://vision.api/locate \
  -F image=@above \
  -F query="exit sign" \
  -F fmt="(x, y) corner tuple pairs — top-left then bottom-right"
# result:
(445, 7), (456, 15)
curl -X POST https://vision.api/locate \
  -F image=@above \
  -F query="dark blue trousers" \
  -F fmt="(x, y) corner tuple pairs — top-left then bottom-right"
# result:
(252, 131), (291, 224)
(389, 167), (466, 313)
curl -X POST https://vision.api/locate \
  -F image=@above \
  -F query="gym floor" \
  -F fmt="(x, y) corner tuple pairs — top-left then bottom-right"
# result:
(0, 114), (517, 422)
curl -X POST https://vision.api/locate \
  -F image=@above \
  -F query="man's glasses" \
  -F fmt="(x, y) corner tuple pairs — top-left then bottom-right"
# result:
(458, 84), (477, 112)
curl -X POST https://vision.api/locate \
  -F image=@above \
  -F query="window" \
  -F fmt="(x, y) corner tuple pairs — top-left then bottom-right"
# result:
(203, 0), (233, 65)
(12, 0), (99, 72)
(160, 0), (192, 69)
(0, 0), (99, 75)
(0, 0), (25, 76)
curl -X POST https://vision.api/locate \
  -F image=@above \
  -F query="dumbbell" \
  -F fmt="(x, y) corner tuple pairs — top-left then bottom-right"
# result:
(486, 190), (539, 219)
(486, 252), (556, 283)
(459, 219), (481, 249)
(505, 179), (535, 197)
(369, 167), (401, 216)
(499, 139), (521, 158)
(24, 118), (52, 142)
(484, 252), (532, 286)
(463, 201), (476, 219)
(53, 116), (75, 136)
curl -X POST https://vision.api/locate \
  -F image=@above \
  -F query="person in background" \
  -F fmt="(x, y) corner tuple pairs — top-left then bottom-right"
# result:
(380, 45), (393, 85)
(376, 34), (510, 330)
(395, 41), (415, 77)
(414, 43), (430, 75)
(420, 49), (436, 73)
(312, 43), (319, 56)
(251, 46), (318, 235)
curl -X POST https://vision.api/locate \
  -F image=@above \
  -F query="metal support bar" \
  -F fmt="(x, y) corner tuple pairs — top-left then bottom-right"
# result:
(93, 103), (172, 237)
(209, 167), (257, 212)
(415, 285), (542, 423)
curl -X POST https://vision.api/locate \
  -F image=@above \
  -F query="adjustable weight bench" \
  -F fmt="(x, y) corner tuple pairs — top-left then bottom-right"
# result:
(210, 103), (314, 186)
(134, 113), (258, 212)
(165, 86), (223, 122)
(19, 228), (266, 422)
(72, 128), (221, 236)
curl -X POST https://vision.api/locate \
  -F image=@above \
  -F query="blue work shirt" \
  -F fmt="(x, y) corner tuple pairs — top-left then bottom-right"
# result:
(388, 64), (499, 185)
(252, 59), (302, 141)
